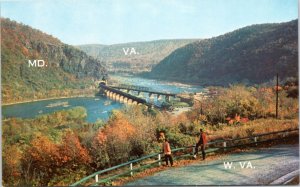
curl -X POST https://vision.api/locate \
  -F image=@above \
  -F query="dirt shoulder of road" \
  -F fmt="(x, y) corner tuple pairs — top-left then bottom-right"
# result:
(113, 135), (299, 186)
(286, 176), (299, 185)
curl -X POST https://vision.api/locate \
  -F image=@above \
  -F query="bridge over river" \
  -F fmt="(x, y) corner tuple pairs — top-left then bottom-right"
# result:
(110, 85), (176, 99)
(99, 83), (177, 108)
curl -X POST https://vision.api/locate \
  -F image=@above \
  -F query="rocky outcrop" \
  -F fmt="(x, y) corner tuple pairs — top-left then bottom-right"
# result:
(1, 18), (107, 103)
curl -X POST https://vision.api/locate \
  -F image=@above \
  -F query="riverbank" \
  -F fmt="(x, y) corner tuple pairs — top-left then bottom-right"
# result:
(2, 94), (96, 106)
(168, 107), (192, 116)
(138, 73), (223, 87)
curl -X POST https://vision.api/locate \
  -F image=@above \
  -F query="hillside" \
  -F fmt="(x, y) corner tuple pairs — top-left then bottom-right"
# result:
(77, 39), (198, 73)
(1, 18), (107, 104)
(145, 20), (298, 85)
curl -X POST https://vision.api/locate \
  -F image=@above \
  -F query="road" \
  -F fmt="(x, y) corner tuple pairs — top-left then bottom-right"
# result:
(126, 144), (299, 185)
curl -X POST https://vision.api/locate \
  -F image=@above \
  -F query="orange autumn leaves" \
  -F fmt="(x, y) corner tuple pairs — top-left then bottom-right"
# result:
(23, 131), (91, 185)
(19, 111), (137, 185)
(3, 145), (22, 182)
(26, 131), (91, 167)
(94, 111), (136, 145)
(92, 111), (136, 167)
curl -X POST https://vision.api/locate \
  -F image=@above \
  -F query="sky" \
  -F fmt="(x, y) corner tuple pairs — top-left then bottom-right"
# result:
(1, 0), (298, 45)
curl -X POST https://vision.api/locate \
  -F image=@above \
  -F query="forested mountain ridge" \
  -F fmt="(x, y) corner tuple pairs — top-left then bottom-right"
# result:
(145, 20), (298, 85)
(1, 18), (107, 104)
(77, 39), (199, 73)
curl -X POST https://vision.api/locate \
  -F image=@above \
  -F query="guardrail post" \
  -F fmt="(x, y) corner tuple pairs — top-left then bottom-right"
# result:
(95, 174), (99, 183)
(254, 137), (257, 146)
(130, 163), (133, 176)
(158, 154), (161, 166)
(223, 141), (226, 151)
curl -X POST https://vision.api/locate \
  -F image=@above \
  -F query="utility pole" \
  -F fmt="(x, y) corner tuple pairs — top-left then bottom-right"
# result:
(276, 73), (279, 119)
(200, 103), (203, 115)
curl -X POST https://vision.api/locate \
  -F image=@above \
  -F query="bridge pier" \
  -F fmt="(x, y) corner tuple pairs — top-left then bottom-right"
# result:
(157, 94), (162, 100)
(166, 95), (170, 102)
(116, 94), (120, 101)
(124, 97), (128, 104)
(112, 93), (117, 100)
(127, 99), (133, 105)
(119, 96), (124, 103)
(149, 93), (155, 103)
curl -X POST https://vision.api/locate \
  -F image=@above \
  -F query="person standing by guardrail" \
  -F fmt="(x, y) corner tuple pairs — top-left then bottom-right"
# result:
(163, 138), (174, 167)
(193, 128), (207, 160)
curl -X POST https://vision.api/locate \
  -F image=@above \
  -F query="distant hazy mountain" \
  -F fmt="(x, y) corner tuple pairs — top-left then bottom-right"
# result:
(144, 20), (298, 86)
(77, 39), (199, 73)
(1, 18), (107, 104)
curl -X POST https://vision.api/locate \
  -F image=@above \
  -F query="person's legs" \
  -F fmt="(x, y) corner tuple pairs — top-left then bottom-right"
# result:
(195, 142), (200, 154)
(194, 142), (200, 158)
(169, 155), (174, 166)
(165, 155), (169, 166)
(201, 144), (206, 160)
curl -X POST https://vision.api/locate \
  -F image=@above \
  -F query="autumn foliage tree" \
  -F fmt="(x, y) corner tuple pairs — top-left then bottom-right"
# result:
(22, 131), (91, 186)
(22, 135), (60, 186)
(91, 111), (136, 168)
(3, 144), (22, 186)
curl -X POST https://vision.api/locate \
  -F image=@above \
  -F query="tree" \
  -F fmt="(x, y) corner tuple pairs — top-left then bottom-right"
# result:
(22, 135), (60, 186)
(91, 111), (136, 168)
(3, 145), (22, 186)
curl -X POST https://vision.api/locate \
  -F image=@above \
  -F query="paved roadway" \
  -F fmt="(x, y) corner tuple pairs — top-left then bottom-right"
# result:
(126, 144), (299, 185)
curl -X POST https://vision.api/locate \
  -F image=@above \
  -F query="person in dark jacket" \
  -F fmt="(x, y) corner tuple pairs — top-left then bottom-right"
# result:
(193, 128), (207, 160)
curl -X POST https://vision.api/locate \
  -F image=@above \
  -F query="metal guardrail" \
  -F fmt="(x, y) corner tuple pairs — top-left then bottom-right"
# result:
(71, 128), (299, 186)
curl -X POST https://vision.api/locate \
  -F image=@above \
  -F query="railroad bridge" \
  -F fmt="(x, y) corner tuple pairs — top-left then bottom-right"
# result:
(98, 83), (176, 107)
(110, 85), (176, 102)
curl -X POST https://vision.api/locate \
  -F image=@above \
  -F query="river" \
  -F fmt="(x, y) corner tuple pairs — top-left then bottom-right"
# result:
(2, 76), (203, 123)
